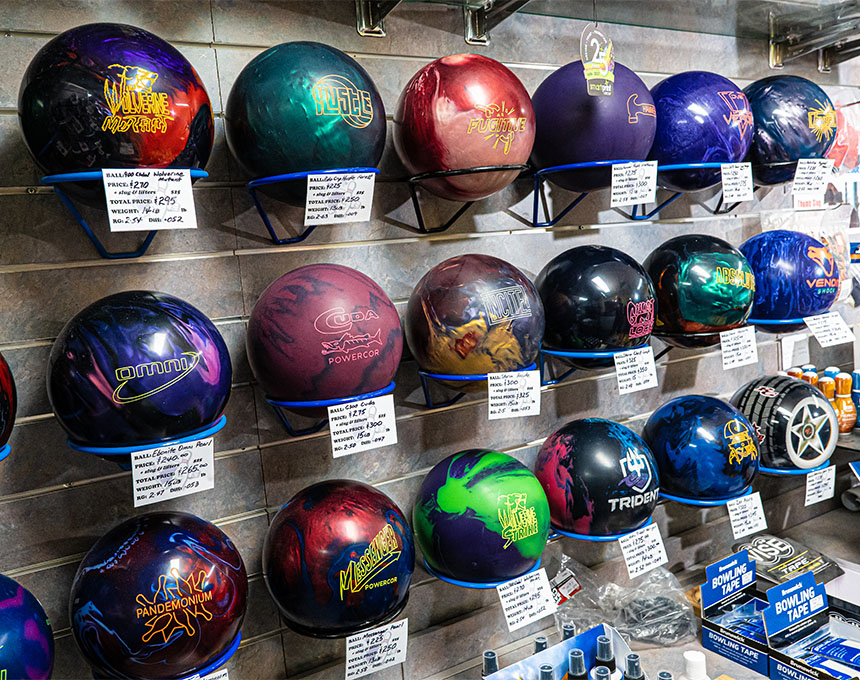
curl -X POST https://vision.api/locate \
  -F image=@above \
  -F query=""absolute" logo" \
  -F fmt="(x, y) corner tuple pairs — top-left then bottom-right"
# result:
(113, 351), (200, 404)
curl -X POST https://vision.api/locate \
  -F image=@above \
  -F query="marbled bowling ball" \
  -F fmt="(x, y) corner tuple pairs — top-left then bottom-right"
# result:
(225, 41), (386, 205)
(740, 230), (839, 332)
(405, 254), (544, 391)
(0, 351), (17, 452)
(644, 234), (755, 348)
(394, 53), (534, 201)
(47, 291), (232, 447)
(535, 419), (659, 537)
(0, 574), (54, 680)
(643, 395), (759, 500)
(70, 512), (248, 680)
(263, 480), (414, 638)
(531, 60), (656, 192)
(648, 71), (753, 191)
(18, 23), (213, 203)
(536, 245), (655, 368)
(744, 75), (837, 185)
(247, 264), (402, 402)
(414, 450), (550, 583)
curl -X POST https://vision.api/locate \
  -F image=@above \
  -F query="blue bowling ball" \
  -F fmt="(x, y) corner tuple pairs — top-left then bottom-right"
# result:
(643, 395), (759, 500)
(648, 71), (753, 192)
(0, 573), (54, 679)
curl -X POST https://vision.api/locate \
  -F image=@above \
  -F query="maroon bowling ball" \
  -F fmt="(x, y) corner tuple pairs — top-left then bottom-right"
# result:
(0, 352), (16, 453)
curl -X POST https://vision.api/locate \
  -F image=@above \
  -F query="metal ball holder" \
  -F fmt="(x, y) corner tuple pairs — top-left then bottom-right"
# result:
(659, 485), (754, 507)
(418, 363), (537, 409)
(759, 460), (831, 476)
(548, 515), (654, 543)
(539, 344), (650, 387)
(422, 556), (542, 590)
(0, 443), (10, 462)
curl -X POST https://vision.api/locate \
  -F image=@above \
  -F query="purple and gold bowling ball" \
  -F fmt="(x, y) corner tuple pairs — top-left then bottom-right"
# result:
(0, 351), (16, 454)
(263, 480), (414, 638)
(0, 574), (54, 679)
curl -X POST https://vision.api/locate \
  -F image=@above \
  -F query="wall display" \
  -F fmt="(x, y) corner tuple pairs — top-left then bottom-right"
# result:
(413, 449), (550, 584)
(536, 245), (655, 367)
(0, 351), (16, 457)
(405, 254), (544, 389)
(18, 22), (213, 204)
(739, 229), (839, 331)
(263, 479), (414, 638)
(644, 234), (755, 347)
(393, 53), (535, 201)
(730, 375), (837, 470)
(0, 573), (54, 680)
(534, 418), (660, 537)
(744, 75), (837, 186)
(647, 70), (753, 192)
(530, 60), (656, 192)
(70, 511), (247, 679)
(643, 395), (760, 501)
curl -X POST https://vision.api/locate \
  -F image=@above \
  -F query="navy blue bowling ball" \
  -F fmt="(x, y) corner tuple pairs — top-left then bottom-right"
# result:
(0, 574), (54, 679)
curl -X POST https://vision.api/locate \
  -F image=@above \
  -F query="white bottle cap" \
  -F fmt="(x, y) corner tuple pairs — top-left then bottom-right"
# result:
(683, 651), (708, 680)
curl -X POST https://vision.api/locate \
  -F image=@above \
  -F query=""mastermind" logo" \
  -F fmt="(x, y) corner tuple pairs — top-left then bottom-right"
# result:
(480, 286), (532, 326)
(311, 75), (374, 128)
(498, 493), (539, 548)
(113, 351), (201, 404)
(135, 569), (214, 643)
(103, 64), (173, 134)
(339, 524), (401, 599)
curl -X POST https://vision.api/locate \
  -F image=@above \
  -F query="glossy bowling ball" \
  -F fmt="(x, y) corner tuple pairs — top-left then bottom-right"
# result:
(0, 351), (16, 454)
(731, 375), (837, 470)
(643, 395), (759, 500)
(536, 245), (655, 367)
(263, 480), (414, 638)
(644, 234), (755, 348)
(414, 450), (550, 583)
(648, 71), (753, 191)
(70, 512), (247, 679)
(18, 23), (213, 203)
(48, 291), (232, 447)
(393, 53), (534, 201)
(535, 419), (659, 537)
(739, 230), (839, 332)
(0, 574), (54, 679)
(225, 41), (385, 205)
(744, 75), (837, 186)
(531, 60), (656, 192)
(247, 264), (402, 403)
(404, 254), (544, 391)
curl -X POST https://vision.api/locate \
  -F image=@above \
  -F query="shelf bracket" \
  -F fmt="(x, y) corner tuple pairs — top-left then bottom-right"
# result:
(463, 0), (532, 45)
(355, 0), (402, 37)
(769, 1), (860, 71)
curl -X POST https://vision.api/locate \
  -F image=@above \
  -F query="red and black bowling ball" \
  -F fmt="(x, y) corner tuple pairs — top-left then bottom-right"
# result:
(0, 352), (16, 456)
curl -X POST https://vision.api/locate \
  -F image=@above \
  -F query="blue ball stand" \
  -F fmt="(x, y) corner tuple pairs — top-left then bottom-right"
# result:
(422, 556), (542, 590)
(539, 344), (650, 387)
(266, 381), (396, 437)
(549, 515), (653, 542)
(40, 168), (208, 259)
(247, 166), (380, 245)
(418, 363), (537, 410)
(660, 485), (753, 507)
(759, 460), (831, 476)
(747, 317), (806, 333)
(0, 443), (10, 462)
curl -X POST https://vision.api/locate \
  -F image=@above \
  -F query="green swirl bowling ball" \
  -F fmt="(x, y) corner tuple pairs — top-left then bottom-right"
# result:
(225, 41), (386, 205)
(413, 450), (550, 584)
(644, 234), (754, 348)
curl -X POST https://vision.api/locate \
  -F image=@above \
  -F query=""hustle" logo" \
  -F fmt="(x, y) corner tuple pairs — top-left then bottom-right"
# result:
(311, 75), (374, 128)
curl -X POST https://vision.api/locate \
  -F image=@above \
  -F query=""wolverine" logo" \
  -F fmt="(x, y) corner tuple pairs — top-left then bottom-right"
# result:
(113, 352), (200, 404)
(311, 75), (374, 128)
(102, 64), (173, 134)
(626, 94), (656, 124)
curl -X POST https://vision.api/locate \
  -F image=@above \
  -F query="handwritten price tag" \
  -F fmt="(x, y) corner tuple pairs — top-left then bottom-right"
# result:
(103, 169), (197, 232)
(792, 158), (833, 210)
(805, 465), (836, 506)
(727, 491), (768, 539)
(618, 522), (668, 579)
(496, 569), (556, 632)
(721, 162), (754, 203)
(201, 670), (229, 680)
(345, 619), (408, 680)
(328, 395), (397, 458)
(305, 172), (375, 225)
(614, 346), (658, 394)
(720, 326), (758, 370)
(131, 437), (214, 508)
(610, 161), (657, 208)
(487, 370), (540, 420)
(804, 312), (854, 348)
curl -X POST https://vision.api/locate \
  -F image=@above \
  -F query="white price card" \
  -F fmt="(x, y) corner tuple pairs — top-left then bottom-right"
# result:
(792, 158), (834, 209)
(614, 346), (658, 394)
(305, 172), (375, 226)
(131, 437), (214, 508)
(103, 168), (197, 232)
(805, 465), (837, 506)
(201, 670), (229, 680)
(487, 370), (540, 420)
(780, 333), (810, 370)
(720, 162), (754, 203)
(726, 491), (768, 539)
(610, 161), (657, 208)
(851, 461), (860, 483)
(345, 619), (408, 680)
(720, 326), (758, 370)
(804, 312), (854, 348)
(618, 522), (668, 580)
(328, 394), (397, 458)
(496, 568), (556, 633)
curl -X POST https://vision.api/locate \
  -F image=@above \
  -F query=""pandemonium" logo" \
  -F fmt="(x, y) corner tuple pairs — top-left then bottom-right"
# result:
(135, 569), (214, 643)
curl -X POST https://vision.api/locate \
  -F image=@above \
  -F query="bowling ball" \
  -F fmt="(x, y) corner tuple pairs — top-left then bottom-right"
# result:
(643, 395), (759, 500)
(536, 245), (655, 367)
(644, 234), (755, 348)
(744, 75), (837, 185)
(70, 512), (247, 679)
(48, 291), (232, 447)
(247, 264), (402, 403)
(648, 71), (753, 191)
(405, 254), (544, 390)
(225, 41), (385, 205)
(535, 419), (659, 537)
(0, 351), (16, 452)
(18, 23), (213, 204)
(531, 61), (656, 192)
(263, 480), (414, 638)
(731, 375), (837, 470)
(393, 53), (534, 201)
(414, 450), (550, 583)
(739, 230), (839, 332)
(0, 574), (54, 680)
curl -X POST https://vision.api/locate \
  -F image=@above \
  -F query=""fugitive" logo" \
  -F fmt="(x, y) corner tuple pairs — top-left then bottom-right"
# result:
(113, 351), (201, 405)
(467, 101), (528, 154)
(311, 75), (374, 128)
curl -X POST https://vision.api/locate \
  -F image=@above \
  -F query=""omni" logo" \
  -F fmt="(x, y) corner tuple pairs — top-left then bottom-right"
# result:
(112, 351), (201, 404)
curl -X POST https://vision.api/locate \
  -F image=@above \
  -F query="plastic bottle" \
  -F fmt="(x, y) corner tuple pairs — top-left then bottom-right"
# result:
(624, 654), (644, 680)
(802, 370), (819, 387)
(787, 367), (803, 379)
(819, 376), (836, 405)
(534, 636), (548, 654)
(539, 664), (555, 680)
(835, 372), (857, 433)
(594, 667), (611, 680)
(824, 366), (840, 379)
(851, 371), (860, 412)
(678, 650), (711, 680)
(802, 363), (817, 373)
(482, 650), (498, 677)
(658, 672), (673, 680)
(591, 636), (622, 680)
(562, 623), (576, 640)
(568, 649), (588, 680)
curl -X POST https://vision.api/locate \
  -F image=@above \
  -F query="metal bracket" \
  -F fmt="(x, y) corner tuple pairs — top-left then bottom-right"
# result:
(769, 1), (860, 71)
(463, 0), (532, 45)
(355, 0), (402, 37)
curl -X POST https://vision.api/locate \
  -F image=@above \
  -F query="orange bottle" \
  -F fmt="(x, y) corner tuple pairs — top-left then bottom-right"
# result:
(787, 367), (803, 379)
(801, 371), (819, 387)
(819, 376), (836, 406)
(835, 372), (857, 434)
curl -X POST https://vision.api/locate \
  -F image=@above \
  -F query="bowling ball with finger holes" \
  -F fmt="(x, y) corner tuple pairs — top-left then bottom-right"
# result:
(0, 574), (54, 680)
(0, 351), (16, 452)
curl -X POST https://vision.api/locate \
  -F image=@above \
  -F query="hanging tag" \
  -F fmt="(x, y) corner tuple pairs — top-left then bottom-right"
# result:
(345, 619), (408, 680)
(580, 23), (614, 97)
(103, 169), (197, 232)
